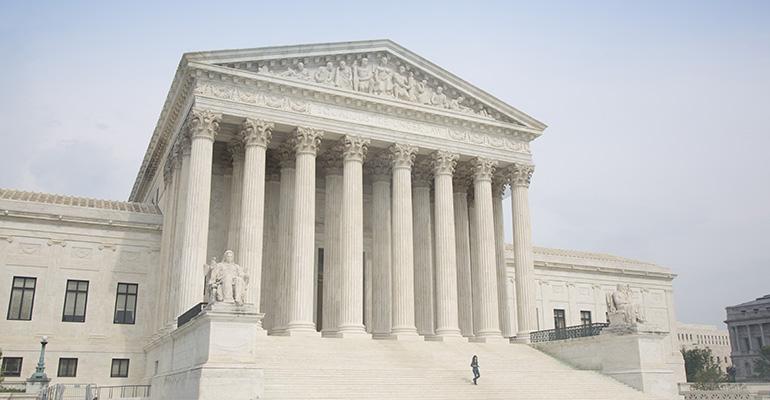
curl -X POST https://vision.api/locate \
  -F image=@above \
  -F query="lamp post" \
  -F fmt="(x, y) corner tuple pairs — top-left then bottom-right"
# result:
(26, 336), (50, 396)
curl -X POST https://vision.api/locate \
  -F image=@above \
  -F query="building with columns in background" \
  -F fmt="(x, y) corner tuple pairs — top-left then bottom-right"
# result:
(0, 41), (686, 399)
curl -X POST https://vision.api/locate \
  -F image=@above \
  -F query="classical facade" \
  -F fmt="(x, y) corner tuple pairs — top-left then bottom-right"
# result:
(677, 322), (732, 373)
(726, 294), (770, 381)
(0, 40), (685, 399)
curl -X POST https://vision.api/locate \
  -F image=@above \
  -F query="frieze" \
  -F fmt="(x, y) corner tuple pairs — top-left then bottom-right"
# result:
(194, 80), (531, 156)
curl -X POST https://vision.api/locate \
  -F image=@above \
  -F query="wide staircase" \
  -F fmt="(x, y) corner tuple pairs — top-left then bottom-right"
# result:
(253, 335), (666, 400)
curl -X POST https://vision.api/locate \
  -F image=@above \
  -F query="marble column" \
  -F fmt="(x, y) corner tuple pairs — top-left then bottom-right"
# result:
(320, 148), (343, 336)
(168, 135), (190, 325)
(452, 166), (474, 338)
(388, 143), (420, 340)
(336, 135), (370, 337)
(227, 142), (245, 251)
(270, 143), (295, 335)
(470, 157), (502, 341)
(262, 156), (281, 331)
(430, 150), (463, 340)
(412, 159), (435, 337)
(468, 195), (480, 335)
(492, 173), (514, 338)
(237, 119), (272, 316)
(177, 109), (221, 315)
(285, 127), (323, 336)
(509, 163), (537, 343)
(368, 153), (392, 338)
(155, 157), (177, 334)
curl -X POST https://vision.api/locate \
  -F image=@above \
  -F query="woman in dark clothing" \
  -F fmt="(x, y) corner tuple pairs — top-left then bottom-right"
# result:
(470, 355), (480, 385)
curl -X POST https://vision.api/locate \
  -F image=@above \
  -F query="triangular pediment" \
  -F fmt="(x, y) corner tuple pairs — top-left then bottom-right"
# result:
(183, 40), (546, 130)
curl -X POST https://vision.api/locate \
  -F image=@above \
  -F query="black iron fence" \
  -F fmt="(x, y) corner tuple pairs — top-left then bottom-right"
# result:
(530, 322), (609, 343)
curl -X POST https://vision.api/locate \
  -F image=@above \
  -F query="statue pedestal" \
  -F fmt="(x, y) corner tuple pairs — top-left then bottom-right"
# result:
(148, 303), (265, 400)
(534, 329), (683, 399)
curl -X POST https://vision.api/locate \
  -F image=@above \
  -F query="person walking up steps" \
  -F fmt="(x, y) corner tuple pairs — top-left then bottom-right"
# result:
(470, 355), (480, 385)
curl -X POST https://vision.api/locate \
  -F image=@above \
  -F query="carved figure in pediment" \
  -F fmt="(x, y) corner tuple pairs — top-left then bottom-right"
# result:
(336, 60), (353, 89)
(407, 71), (420, 102)
(448, 96), (473, 114)
(431, 86), (448, 108)
(315, 61), (336, 85)
(257, 64), (269, 74)
(417, 80), (433, 105)
(392, 65), (411, 100)
(373, 56), (394, 96)
(208, 250), (248, 305)
(478, 107), (491, 118)
(282, 62), (312, 81)
(353, 57), (374, 93)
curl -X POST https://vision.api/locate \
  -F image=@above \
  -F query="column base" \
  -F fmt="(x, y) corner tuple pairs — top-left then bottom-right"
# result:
(320, 330), (338, 338)
(511, 332), (532, 344)
(469, 335), (508, 344)
(381, 332), (424, 341)
(279, 322), (321, 337)
(424, 334), (467, 343)
(330, 330), (372, 339)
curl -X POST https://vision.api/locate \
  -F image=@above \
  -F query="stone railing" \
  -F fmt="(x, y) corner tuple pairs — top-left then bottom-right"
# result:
(530, 323), (609, 343)
(678, 382), (770, 400)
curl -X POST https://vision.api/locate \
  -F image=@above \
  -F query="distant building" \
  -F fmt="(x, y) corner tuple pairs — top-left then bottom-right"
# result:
(725, 294), (770, 381)
(677, 322), (732, 372)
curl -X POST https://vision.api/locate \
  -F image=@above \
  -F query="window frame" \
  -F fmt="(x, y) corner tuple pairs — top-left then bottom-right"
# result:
(62, 279), (89, 323)
(580, 310), (592, 325)
(57, 358), (78, 378)
(1, 357), (23, 377)
(553, 309), (566, 330)
(7, 276), (37, 321)
(110, 358), (130, 378)
(113, 283), (138, 325)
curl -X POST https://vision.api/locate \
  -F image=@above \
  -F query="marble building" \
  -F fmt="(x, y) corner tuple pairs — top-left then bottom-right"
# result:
(677, 322), (732, 373)
(0, 40), (685, 399)
(726, 294), (770, 381)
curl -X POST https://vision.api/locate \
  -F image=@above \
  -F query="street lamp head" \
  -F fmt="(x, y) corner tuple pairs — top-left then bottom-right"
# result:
(40, 336), (48, 345)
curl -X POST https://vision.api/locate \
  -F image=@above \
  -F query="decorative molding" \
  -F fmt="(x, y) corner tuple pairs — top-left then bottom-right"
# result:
(431, 150), (458, 176)
(98, 243), (118, 252)
(389, 143), (418, 169)
(293, 126), (324, 155)
(509, 163), (535, 188)
(340, 135), (370, 162)
(471, 157), (497, 182)
(187, 109), (222, 141)
(240, 118), (274, 148)
(47, 239), (67, 247)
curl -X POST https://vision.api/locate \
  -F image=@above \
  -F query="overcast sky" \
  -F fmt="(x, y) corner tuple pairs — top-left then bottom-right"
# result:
(1, 1), (768, 328)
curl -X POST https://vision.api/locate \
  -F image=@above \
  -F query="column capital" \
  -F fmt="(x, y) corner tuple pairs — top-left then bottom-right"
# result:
(228, 141), (245, 164)
(319, 143), (344, 175)
(241, 118), (273, 148)
(389, 143), (418, 169)
(509, 163), (535, 188)
(175, 132), (192, 159)
(452, 163), (473, 193)
(431, 150), (458, 176)
(412, 158), (433, 188)
(365, 151), (391, 182)
(492, 170), (509, 198)
(266, 150), (281, 181)
(471, 157), (497, 182)
(293, 126), (324, 155)
(341, 135), (370, 162)
(163, 160), (174, 187)
(277, 141), (297, 169)
(187, 109), (222, 141)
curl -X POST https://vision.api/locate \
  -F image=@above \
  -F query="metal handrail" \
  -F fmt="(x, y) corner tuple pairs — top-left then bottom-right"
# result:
(95, 384), (152, 399)
(530, 322), (609, 343)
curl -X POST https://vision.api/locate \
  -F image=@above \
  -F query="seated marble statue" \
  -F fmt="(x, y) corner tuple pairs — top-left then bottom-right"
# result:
(606, 284), (645, 327)
(208, 250), (248, 305)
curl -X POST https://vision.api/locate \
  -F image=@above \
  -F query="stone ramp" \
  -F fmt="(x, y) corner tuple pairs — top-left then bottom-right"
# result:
(254, 336), (666, 400)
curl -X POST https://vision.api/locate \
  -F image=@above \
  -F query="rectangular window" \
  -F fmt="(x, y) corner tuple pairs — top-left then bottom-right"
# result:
(580, 310), (592, 325)
(111, 359), (129, 378)
(62, 280), (89, 322)
(7, 276), (36, 320)
(743, 337), (751, 352)
(553, 309), (566, 330)
(57, 358), (78, 377)
(1, 357), (22, 377)
(113, 283), (138, 324)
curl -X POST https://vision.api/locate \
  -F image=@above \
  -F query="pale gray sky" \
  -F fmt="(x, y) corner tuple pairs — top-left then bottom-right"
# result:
(1, 1), (768, 327)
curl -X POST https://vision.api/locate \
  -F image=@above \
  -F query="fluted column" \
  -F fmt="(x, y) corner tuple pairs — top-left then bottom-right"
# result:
(452, 166), (474, 337)
(177, 109), (221, 315)
(227, 142), (245, 251)
(412, 159), (435, 337)
(168, 135), (190, 325)
(430, 150), (463, 340)
(320, 148), (343, 336)
(470, 157), (502, 341)
(493, 173), (514, 338)
(335, 136), (370, 337)
(388, 143), (420, 340)
(262, 156), (281, 331)
(155, 155), (177, 334)
(368, 153), (392, 338)
(285, 127), (324, 335)
(509, 163), (537, 343)
(237, 119), (272, 316)
(270, 143), (295, 335)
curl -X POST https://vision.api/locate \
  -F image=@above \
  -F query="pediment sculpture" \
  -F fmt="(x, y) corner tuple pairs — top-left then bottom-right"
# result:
(206, 250), (248, 305)
(605, 284), (646, 329)
(244, 53), (500, 121)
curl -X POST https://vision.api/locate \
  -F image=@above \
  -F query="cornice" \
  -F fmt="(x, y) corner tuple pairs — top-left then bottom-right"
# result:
(0, 209), (162, 232)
